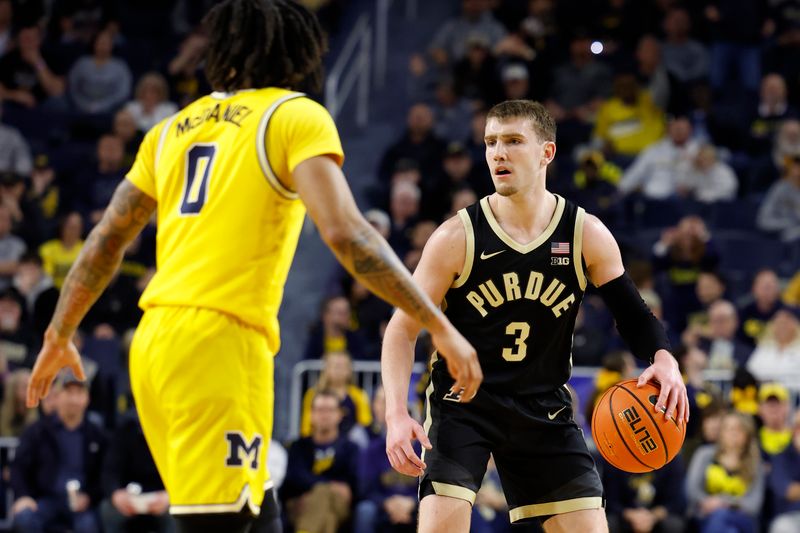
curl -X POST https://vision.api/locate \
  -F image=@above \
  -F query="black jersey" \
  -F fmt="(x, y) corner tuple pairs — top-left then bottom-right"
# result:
(441, 194), (588, 395)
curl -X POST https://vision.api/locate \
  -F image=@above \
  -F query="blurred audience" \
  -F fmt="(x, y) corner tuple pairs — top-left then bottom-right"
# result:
(282, 390), (359, 533)
(661, 8), (709, 85)
(38, 211), (84, 289)
(769, 411), (800, 533)
(746, 306), (800, 386)
(652, 216), (719, 333)
(757, 153), (800, 242)
(123, 72), (178, 133)
(603, 455), (687, 533)
(0, 204), (26, 290)
(304, 295), (367, 360)
(0, 25), (66, 108)
(378, 103), (446, 184)
(618, 116), (698, 198)
(300, 351), (372, 447)
(686, 411), (765, 533)
(355, 386), (419, 533)
(0, 114), (32, 176)
(100, 408), (173, 533)
(678, 144), (738, 203)
(11, 370), (106, 533)
(592, 72), (665, 160)
(756, 383), (792, 458)
(423, 0), (506, 68)
(0, 368), (37, 437)
(739, 269), (783, 347)
(697, 300), (753, 371)
(67, 27), (131, 115)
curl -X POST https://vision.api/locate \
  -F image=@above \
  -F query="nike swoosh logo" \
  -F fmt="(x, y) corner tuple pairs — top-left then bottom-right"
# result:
(480, 250), (506, 260)
(547, 406), (567, 420)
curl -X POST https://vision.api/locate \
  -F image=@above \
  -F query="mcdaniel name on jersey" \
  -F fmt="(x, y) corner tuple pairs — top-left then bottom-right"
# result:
(176, 102), (254, 136)
(465, 270), (576, 319)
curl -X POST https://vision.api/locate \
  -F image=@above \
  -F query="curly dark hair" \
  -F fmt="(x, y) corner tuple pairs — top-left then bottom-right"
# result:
(202, 0), (326, 93)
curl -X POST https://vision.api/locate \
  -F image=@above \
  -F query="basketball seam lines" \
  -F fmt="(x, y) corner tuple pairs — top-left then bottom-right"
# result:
(608, 386), (652, 471)
(615, 385), (670, 466)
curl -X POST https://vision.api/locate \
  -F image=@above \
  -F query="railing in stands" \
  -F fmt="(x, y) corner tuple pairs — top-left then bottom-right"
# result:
(325, 14), (371, 127)
(288, 359), (427, 439)
(374, 0), (418, 88)
(290, 365), (800, 439)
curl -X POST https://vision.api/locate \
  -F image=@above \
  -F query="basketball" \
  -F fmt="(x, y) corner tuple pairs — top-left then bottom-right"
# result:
(592, 379), (686, 473)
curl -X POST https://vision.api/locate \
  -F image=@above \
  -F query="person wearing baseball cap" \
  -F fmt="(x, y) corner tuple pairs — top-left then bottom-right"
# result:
(758, 382), (793, 457)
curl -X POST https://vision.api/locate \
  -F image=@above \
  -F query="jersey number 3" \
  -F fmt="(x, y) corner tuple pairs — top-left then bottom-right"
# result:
(180, 144), (217, 215)
(502, 321), (530, 362)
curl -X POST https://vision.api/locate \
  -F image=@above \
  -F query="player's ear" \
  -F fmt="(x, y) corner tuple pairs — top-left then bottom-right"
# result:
(541, 141), (556, 167)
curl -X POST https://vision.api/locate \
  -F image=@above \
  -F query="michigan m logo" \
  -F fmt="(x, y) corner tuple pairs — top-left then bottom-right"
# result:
(225, 432), (263, 469)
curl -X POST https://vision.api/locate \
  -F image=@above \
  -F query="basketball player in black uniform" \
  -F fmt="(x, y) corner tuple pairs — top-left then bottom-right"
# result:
(381, 100), (689, 532)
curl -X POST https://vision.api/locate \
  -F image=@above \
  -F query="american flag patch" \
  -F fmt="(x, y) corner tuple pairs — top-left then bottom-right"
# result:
(551, 242), (570, 255)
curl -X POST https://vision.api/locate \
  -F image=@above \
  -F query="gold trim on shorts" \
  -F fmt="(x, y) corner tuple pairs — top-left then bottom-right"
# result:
(430, 481), (477, 505)
(509, 496), (603, 522)
(169, 480), (274, 516)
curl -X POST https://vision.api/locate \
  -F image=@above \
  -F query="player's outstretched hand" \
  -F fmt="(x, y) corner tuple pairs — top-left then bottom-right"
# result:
(430, 323), (482, 402)
(385, 412), (432, 477)
(637, 349), (689, 424)
(26, 326), (86, 408)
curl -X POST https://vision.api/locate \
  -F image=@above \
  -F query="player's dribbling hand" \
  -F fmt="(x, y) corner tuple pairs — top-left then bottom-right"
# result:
(385, 412), (432, 477)
(637, 349), (689, 424)
(26, 326), (86, 408)
(430, 323), (482, 402)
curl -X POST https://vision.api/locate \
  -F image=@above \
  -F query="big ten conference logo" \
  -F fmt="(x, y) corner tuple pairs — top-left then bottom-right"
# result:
(618, 405), (658, 455)
(551, 257), (570, 266)
(225, 432), (263, 470)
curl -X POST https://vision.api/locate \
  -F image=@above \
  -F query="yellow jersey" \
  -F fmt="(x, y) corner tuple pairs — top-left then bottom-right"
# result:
(126, 88), (344, 352)
(39, 239), (84, 289)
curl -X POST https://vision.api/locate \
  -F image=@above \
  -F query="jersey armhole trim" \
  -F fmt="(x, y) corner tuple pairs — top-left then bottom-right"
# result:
(256, 92), (305, 200)
(573, 207), (587, 291)
(451, 209), (474, 289)
(155, 114), (178, 172)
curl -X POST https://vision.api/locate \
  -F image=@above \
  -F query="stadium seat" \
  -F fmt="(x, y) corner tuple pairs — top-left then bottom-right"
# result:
(709, 198), (763, 231)
(715, 230), (788, 276)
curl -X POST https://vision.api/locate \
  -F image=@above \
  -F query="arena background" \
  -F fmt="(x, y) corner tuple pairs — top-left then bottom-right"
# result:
(0, 0), (799, 532)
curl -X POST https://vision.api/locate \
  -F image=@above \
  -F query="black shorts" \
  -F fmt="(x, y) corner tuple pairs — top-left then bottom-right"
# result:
(419, 370), (604, 524)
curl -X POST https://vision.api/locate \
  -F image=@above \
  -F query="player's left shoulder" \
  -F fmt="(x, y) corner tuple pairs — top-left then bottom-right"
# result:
(580, 212), (622, 267)
(580, 212), (616, 244)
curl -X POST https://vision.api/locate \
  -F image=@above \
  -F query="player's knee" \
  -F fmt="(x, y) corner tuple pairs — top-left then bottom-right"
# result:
(418, 494), (472, 533)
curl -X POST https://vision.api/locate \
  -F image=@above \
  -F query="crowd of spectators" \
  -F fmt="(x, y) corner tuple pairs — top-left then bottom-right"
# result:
(0, 0), (798, 532)
(294, 1), (800, 532)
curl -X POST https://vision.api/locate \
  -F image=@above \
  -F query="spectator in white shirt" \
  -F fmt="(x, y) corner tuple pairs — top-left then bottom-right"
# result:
(747, 307), (800, 387)
(679, 144), (738, 203)
(619, 115), (699, 198)
(123, 72), (178, 133)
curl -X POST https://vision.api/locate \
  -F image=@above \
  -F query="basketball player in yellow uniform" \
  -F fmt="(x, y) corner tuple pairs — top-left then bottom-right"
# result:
(25, 1), (482, 532)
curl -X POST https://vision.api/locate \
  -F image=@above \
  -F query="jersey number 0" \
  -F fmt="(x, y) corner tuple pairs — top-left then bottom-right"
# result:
(180, 144), (217, 215)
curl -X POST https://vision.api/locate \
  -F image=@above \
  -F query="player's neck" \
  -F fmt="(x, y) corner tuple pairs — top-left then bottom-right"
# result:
(490, 185), (555, 236)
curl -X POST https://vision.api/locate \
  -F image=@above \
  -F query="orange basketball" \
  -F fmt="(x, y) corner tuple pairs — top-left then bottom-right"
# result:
(591, 379), (686, 473)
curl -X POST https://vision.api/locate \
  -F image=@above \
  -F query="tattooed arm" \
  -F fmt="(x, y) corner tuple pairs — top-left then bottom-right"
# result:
(27, 180), (156, 406)
(292, 156), (481, 397)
